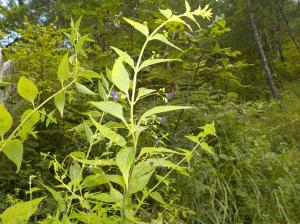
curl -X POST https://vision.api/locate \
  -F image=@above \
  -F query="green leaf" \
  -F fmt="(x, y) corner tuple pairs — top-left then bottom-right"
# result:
(98, 81), (108, 100)
(110, 46), (135, 69)
(82, 174), (110, 188)
(193, 5), (212, 19)
(139, 58), (180, 71)
(112, 56), (131, 94)
(79, 70), (102, 79)
(0, 197), (45, 224)
(18, 109), (40, 141)
(138, 147), (183, 158)
(159, 9), (172, 19)
(89, 188), (123, 203)
(200, 121), (217, 137)
(17, 76), (39, 104)
(76, 82), (97, 95)
(129, 162), (154, 194)
(58, 53), (70, 85)
(2, 139), (23, 173)
(54, 91), (65, 118)
(136, 88), (156, 101)
(0, 104), (13, 138)
(123, 18), (149, 37)
(185, 0), (191, 12)
(200, 142), (214, 154)
(41, 183), (66, 212)
(71, 157), (117, 167)
(147, 158), (189, 176)
(185, 12), (201, 29)
(90, 116), (126, 147)
(169, 16), (192, 31)
(90, 101), (126, 124)
(150, 192), (167, 206)
(150, 33), (183, 51)
(69, 161), (82, 181)
(139, 106), (193, 123)
(116, 147), (135, 189)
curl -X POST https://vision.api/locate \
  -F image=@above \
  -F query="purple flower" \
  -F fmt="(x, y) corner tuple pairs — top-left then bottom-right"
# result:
(166, 92), (174, 100)
(86, 167), (92, 174)
(160, 117), (167, 122)
(110, 91), (118, 100)
(83, 209), (90, 214)
(154, 137), (161, 143)
(150, 162), (154, 167)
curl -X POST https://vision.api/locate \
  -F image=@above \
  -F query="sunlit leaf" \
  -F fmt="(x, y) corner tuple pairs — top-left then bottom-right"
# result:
(76, 82), (97, 95)
(90, 116), (126, 147)
(54, 91), (65, 118)
(0, 197), (45, 224)
(112, 56), (130, 94)
(116, 147), (135, 189)
(17, 76), (39, 104)
(123, 18), (149, 37)
(151, 33), (183, 51)
(57, 53), (70, 85)
(159, 9), (172, 19)
(90, 101), (126, 124)
(2, 139), (23, 173)
(0, 104), (13, 138)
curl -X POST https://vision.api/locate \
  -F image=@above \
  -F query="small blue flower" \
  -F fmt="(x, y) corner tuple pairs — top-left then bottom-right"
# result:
(150, 162), (154, 167)
(166, 92), (174, 100)
(154, 137), (161, 143)
(160, 116), (167, 122)
(86, 167), (92, 174)
(110, 91), (118, 100)
(83, 209), (90, 214)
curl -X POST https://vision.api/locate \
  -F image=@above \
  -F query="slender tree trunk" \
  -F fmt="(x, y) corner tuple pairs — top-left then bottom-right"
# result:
(246, 0), (281, 99)
(277, 1), (300, 54)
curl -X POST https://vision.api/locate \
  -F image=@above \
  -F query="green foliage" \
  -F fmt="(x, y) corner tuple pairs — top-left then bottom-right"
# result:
(1, 0), (300, 223)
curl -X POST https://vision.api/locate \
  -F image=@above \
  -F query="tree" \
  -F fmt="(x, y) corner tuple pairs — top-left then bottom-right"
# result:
(246, 0), (280, 99)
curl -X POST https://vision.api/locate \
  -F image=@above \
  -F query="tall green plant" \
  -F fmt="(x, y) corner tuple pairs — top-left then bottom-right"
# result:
(0, 1), (215, 223)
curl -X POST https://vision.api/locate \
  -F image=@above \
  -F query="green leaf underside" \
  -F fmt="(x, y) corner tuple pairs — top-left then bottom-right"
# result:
(116, 147), (135, 188)
(151, 33), (183, 51)
(112, 56), (131, 94)
(76, 82), (97, 95)
(90, 101), (126, 124)
(58, 53), (70, 85)
(2, 139), (23, 173)
(54, 91), (65, 118)
(90, 116), (127, 147)
(123, 18), (149, 37)
(17, 76), (39, 104)
(0, 104), (13, 137)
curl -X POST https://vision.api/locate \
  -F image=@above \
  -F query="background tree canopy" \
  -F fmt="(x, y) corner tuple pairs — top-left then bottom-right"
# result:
(0, 0), (300, 223)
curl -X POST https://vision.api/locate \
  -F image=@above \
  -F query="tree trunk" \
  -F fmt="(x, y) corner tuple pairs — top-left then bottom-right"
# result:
(246, 0), (281, 99)
(277, 1), (300, 54)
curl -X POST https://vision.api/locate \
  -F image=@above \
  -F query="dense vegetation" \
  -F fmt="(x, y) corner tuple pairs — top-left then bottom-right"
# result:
(0, 0), (300, 223)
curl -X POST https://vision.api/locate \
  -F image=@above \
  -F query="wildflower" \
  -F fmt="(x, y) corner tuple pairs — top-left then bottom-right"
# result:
(150, 162), (154, 167)
(166, 92), (174, 100)
(110, 91), (118, 100)
(86, 167), (92, 174)
(160, 116), (167, 122)
(154, 137), (161, 143)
